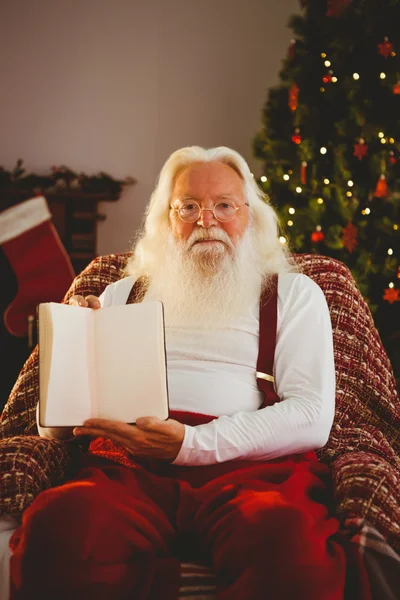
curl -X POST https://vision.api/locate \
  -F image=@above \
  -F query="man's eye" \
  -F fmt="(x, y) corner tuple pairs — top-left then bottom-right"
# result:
(182, 204), (196, 211)
(219, 203), (233, 210)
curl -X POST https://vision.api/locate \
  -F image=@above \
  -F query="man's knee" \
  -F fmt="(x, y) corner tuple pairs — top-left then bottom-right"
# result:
(34, 479), (101, 517)
(212, 490), (316, 566)
(14, 478), (110, 553)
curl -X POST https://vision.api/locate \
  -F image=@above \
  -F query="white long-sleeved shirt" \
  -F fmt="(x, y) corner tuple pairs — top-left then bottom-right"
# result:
(98, 273), (335, 466)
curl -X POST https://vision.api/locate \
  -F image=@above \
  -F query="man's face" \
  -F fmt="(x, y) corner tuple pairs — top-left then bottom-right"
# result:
(169, 161), (249, 251)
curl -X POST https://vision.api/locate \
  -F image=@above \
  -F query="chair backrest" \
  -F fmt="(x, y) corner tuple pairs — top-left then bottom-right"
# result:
(1, 252), (399, 464)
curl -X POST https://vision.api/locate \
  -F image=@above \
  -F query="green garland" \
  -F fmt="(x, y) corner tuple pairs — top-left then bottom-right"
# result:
(0, 159), (135, 199)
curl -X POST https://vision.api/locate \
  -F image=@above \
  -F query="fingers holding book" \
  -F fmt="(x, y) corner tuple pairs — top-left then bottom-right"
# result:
(69, 294), (101, 309)
(73, 417), (185, 462)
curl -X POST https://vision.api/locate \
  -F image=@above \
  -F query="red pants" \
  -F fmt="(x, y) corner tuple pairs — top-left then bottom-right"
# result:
(9, 453), (368, 600)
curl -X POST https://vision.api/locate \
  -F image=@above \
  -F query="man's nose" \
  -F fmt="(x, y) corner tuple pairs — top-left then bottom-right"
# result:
(197, 208), (217, 228)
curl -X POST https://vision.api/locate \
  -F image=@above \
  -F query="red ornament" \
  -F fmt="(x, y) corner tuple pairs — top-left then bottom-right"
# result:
(389, 151), (397, 165)
(374, 174), (388, 198)
(301, 161), (307, 185)
(311, 230), (324, 243)
(353, 139), (368, 161)
(326, 0), (351, 17)
(393, 81), (400, 95)
(322, 71), (333, 83)
(383, 287), (400, 304)
(378, 37), (394, 59)
(292, 128), (302, 144)
(342, 221), (358, 253)
(288, 83), (300, 112)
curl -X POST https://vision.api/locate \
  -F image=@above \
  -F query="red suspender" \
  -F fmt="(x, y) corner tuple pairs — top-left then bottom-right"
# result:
(256, 275), (281, 409)
(126, 277), (147, 304)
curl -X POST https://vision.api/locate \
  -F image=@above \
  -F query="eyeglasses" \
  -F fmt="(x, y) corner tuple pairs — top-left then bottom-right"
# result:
(170, 200), (249, 223)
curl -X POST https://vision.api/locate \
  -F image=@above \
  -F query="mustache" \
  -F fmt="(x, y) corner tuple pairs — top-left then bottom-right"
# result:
(185, 227), (235, 251)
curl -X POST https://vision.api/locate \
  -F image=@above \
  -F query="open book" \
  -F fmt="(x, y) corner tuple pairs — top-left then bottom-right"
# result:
(38, 301), (169, 427)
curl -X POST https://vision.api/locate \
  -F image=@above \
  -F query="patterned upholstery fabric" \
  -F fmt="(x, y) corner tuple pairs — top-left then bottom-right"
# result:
(1, 252), (399, 598)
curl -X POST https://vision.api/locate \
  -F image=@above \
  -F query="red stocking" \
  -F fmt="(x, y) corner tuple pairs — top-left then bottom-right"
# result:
(0, 196), (75, 336)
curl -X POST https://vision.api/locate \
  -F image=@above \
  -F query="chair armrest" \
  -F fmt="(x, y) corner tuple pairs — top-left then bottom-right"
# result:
(331, 450), (400, 553)
(0, 436), (79, 515)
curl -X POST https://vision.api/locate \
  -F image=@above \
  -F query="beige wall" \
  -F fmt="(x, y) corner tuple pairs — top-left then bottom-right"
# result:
(0, 0), (299, 255)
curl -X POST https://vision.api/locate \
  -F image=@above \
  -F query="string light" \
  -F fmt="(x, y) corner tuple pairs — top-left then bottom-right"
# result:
(321, 53), (327, 58)
(323, 178), (330, 184)
(353, 73), (360, 80)
(381, 138), (387, 144)
(361, 208), (371, 215)
(288, 220), (294, 226)
(380, 72), (386, 79)
(316, 225), (322, 232)
(378, 132), (384, 138)
(320, 147), (327, 154)
(389, 137), (395, 143)
(260, 175), (267, 182)
(346, 191), (352, 197)
(296, 187), (302, 193)
(394, 224), (399, 230)
(389, 282), (394, 289)
(317, 198), (324, 204)
(332, 76), (338, 83)
(279, 236), (287, 244)
(348, 180), (354, 187)
(320, 87), (326, 92)
(283, 174), (290, 181)
(387, 248), (393, 255)
(324, 60), (331, 67)
(288, 207), (296, 214)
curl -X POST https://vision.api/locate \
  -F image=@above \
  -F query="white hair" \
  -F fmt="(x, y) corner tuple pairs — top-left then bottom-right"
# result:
(125, 145), (297, 279)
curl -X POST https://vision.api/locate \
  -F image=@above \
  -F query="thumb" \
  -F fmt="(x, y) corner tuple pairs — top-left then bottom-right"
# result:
(135, 417), (163, 431)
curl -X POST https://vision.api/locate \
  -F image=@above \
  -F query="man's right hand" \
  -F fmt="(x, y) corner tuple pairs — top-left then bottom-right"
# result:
(69, 295), (101, 309)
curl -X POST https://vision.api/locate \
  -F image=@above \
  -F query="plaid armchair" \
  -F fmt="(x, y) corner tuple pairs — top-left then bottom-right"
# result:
(1, 252), (399, 598)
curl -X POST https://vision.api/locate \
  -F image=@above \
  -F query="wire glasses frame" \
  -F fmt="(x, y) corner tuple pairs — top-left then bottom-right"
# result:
(170, 200), (249, 223)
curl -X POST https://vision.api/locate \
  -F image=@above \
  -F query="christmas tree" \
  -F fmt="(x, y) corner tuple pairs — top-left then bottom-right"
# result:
(254, 0), (400, 379)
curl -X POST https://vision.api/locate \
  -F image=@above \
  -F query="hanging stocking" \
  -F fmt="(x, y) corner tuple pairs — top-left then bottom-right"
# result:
(0, 196), (75, 337)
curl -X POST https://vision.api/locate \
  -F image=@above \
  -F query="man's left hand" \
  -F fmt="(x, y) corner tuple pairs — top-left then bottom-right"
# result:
(73, 417), (185, 462)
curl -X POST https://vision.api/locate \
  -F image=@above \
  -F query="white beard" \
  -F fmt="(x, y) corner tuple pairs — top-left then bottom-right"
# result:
(143, 226), (265, 328)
